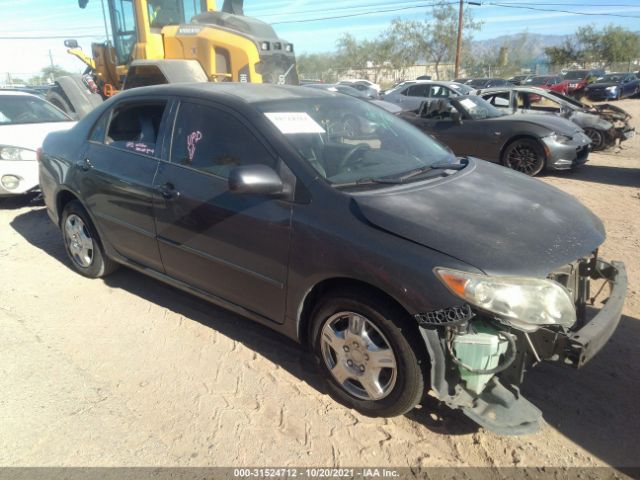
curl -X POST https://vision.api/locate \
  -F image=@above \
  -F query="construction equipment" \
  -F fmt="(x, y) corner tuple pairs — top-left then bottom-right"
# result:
(48, 0), (298, 117)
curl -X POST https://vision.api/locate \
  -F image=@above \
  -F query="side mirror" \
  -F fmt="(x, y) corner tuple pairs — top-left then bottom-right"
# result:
(228, 164), (284, 195)
(64, 39), (79, 49)
(451, 110), (462, 125)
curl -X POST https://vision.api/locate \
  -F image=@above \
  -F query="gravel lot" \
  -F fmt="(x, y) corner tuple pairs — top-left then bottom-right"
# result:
(1, 99), (639, 469)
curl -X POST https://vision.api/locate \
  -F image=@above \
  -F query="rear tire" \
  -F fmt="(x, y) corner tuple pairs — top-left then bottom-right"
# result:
(46, 88), (74, 116)
(61, 200), (118, 278)
(501, 138), (546, 176)
(310, 289), (426, 417)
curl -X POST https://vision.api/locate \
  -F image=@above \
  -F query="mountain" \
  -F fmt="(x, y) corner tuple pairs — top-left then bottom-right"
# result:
(471, 33), (571, 61)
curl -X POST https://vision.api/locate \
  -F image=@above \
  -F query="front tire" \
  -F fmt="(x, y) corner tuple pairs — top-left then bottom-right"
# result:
(501, 138), (546, 176)
(310, 290), (426, 417)
(584, 128), (606, 151)
(61, 200), (118, 278)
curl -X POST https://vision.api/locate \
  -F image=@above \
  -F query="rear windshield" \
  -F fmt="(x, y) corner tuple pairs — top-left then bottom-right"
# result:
(525, 76), (551, 85)
(0, 95), (71, 125)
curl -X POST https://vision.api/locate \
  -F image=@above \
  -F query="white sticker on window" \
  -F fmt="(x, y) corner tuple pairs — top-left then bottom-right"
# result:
(264, 112), (326, 134)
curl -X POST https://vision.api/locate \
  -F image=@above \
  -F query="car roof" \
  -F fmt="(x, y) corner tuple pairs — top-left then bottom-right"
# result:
(113, 82), (334, 104)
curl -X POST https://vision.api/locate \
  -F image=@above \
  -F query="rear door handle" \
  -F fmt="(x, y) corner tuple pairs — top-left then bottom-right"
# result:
(157, 182), (180, 200)
(75, 158), (92, 172)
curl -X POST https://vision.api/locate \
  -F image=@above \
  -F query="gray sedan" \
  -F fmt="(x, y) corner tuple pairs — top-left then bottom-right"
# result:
(39, 83), (625, 435)
(381, 80), (474, 112)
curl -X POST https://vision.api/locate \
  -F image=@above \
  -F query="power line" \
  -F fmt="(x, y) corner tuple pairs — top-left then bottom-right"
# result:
(258, 0), (436, 18)
(0, 34), (104, 40)
(482, 2), (640, 18)
(271, 2), (460, 25)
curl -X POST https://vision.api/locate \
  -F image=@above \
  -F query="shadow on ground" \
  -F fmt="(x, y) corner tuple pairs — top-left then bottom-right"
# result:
(9, 207), (475, 436)
(523, 313), (640, 467)
(543, 162), (640, 188)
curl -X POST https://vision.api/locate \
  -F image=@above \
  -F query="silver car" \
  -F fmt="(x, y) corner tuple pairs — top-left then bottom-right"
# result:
(381, 80), (475, 111)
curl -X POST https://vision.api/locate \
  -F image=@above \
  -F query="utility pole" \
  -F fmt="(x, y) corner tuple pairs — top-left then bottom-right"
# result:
(454, 0), (464, 79)
(48, 49), (55, 69)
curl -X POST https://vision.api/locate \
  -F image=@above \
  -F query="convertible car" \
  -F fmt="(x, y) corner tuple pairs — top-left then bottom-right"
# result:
(478, 86), (635, 150)
(399, 96), (591, 176)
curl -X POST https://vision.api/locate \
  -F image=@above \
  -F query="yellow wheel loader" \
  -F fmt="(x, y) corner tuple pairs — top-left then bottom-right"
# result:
(48, 0), (298, 118)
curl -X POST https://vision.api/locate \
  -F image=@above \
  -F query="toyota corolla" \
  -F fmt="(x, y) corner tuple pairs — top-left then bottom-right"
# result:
(39, 84), (626, 435)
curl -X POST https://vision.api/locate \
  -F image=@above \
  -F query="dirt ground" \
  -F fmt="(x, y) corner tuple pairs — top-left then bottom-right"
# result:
(0, 99), (639, 470)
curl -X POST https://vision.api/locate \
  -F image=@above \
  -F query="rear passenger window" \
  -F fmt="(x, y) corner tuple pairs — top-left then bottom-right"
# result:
(89, 110), (110, 143)
(170, 102), (275, 178)
(105, 101), (166, 157)
(407, 84), (430, 97)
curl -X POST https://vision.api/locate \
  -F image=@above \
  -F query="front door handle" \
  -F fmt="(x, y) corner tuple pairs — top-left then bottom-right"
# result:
(75, 158), (92, 172)
(157, 182), (180, 200)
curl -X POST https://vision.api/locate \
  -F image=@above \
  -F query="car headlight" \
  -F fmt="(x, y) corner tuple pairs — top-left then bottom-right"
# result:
(435, 268), (576, 332)
(606, 86), (618, 92)
(548, 132), (573, 144)
(0, 146), (38, 161)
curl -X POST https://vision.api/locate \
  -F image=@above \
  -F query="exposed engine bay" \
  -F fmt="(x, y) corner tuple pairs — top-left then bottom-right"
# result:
(417, 252), (627, 435)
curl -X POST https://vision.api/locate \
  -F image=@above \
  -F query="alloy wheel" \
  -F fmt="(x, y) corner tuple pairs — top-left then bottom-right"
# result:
(506, 142), (542, 175)
(320, 311), (397, 401)
(64, 214), (94, 268)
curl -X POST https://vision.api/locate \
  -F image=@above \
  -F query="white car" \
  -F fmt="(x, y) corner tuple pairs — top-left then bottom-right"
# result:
(339, 79), (381, 93)
(0, 91), (75, 198)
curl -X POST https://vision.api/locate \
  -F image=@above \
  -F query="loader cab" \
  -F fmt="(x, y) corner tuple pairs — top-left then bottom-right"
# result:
(108, 0), (213, 66)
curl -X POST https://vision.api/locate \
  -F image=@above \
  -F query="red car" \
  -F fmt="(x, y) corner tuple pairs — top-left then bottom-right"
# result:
(559, 69), (605, 97)
(523, 75), (566, 95)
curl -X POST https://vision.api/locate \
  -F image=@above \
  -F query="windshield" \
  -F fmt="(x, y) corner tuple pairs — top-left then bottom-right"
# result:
(454, 96), (505, 119)
(256, 96), (453, 187)
(526, 76), (550, 85)
(450, 83), (474, 94)
(563, 70), (587, 80)
(466, 79), (489, 87)
(0, 95), (71, 125)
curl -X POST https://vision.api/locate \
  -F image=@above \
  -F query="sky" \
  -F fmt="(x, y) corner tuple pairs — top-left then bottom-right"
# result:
(1, 0), (639, 80)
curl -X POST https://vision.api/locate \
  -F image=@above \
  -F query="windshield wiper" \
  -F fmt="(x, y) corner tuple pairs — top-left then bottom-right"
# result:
(333, 160), (466, 188)
(375, 161), (465, 183)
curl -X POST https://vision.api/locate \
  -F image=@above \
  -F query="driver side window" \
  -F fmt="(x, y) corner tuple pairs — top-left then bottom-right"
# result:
(170, 102), (276, 179)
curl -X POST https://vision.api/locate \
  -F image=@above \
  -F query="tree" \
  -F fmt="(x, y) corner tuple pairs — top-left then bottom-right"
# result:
(573, 24), (640, 66)
(544, 39), (580, 66)
(38, 65), (73, 83)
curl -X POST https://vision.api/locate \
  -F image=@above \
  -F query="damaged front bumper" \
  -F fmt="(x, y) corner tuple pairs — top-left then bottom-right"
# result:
(416, 258), (626, 435)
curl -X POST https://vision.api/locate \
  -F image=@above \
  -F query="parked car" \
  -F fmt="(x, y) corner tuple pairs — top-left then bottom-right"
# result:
(399, 95), (591, 176)
(301, 83), (402, 119)
(559, 69), (605, 98)
(0, 91), (75, 199)
(40, 83), (626, 435)
(478, 86), (635, 150)
(416, 75), (432, 80)
(522, 75), (566, 94)
(465, 78), (513, 89)
(584, 72), (640, 101)
(507, 74), (531, 85)
(381, 80), (475, 112)
(339, 79), (381, 95)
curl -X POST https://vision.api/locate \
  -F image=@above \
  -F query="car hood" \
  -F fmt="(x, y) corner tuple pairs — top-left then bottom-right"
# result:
(489, 113), (580, 135)
(353, 158), (605, 277)
(0, 121), (76, 151)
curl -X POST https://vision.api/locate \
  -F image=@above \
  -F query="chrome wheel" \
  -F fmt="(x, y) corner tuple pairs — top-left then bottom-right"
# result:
(320, 311), (397, 401)
(64, 214), (94, 268)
